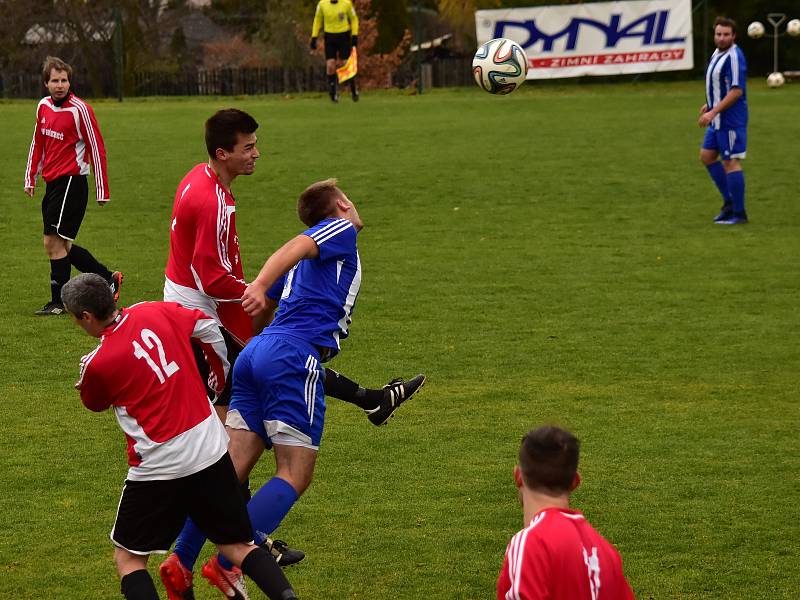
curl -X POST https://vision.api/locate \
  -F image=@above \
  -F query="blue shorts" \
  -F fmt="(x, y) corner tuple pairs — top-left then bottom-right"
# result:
(227, 334), (326, 450)
(702, 127), (747, 160)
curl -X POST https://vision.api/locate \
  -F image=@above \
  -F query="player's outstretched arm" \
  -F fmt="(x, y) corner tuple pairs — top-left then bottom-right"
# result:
(242, 235), (319, 316)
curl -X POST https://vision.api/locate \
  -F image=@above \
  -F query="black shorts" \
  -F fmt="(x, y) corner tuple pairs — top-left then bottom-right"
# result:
(42, 175), (88, 240)
(111, 453), (252, 554)
(324, 32), (352, 61)
(192, 327), (243, 407)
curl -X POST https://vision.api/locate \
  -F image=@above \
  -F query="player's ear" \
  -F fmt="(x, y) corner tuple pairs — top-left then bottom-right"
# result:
(569, 472), (581, 492)
(335, 195), (350, 211)
(214, 147), (228, 162)
(513, 464), (524, 489)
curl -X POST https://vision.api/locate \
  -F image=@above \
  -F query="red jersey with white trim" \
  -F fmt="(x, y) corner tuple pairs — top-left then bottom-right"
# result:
(164, 163), (251, 345)
(76, 302), (230, 481)
(24, 92), (110, 201)
(498, 508), (636, 600)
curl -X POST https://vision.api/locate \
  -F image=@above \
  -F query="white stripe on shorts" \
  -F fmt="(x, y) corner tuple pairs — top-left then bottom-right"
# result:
(304, 355), (319, 425)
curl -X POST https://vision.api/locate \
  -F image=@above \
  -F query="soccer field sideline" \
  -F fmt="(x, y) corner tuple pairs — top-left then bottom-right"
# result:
(0, 81), (798, 599)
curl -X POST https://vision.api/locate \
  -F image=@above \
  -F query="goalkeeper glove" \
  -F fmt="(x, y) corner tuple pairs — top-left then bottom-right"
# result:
(310, 37), (317, 50)
(351, 35), (358, 48)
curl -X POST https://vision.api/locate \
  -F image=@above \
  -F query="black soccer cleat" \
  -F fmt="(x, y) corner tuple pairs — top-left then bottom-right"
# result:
(713, 203), (733, 223)
(109, 271), (124, 302)
(351, 87), (359, 102)
(35, 302), (65, 316)
(716, 211), (749, 225)
(366, 374), (426, 426)
(262, 538), (305, 568)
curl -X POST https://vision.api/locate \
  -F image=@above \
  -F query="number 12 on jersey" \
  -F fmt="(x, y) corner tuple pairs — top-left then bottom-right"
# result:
(132, 328), (180, 384)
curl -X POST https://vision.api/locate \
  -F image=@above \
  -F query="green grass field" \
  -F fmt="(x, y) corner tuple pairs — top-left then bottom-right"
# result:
(0, 81), (798, 599)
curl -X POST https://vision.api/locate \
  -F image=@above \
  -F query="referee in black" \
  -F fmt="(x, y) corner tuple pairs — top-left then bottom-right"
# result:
(310, 0), (359, 102)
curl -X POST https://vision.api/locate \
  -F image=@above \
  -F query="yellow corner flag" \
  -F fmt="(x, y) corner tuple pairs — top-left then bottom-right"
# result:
(337, 48), (358, 83)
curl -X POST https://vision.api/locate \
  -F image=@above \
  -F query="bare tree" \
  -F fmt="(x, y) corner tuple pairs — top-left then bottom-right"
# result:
(0, 0), (51, 97)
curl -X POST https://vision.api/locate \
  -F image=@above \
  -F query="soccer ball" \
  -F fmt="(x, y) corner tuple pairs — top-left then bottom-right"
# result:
(786, 19), (800, 37)
(766, 72), (785, 88)
(747, 21), (765, 39)
(472, 38), (529, 95)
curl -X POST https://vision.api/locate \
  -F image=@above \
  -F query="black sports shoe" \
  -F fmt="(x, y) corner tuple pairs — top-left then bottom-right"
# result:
(109, 271), (124, 302)
(35, 302), (65, 316)
(713, 203), (733, 223)
(716, 211), (749, 225)
(351, 87), (359, 102)
(366, 374), (426, 426)
(262, 538), (305, 567)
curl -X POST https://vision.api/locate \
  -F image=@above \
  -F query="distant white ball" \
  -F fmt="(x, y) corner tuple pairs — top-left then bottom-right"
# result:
(747, 21), (765, 39)
(472, 38), (529, 95)
(766, 72), (785, 88)
(786, 19), (800, 36)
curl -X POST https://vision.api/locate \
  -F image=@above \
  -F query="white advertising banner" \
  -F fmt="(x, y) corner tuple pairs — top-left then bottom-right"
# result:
(475, 0), (693, 79)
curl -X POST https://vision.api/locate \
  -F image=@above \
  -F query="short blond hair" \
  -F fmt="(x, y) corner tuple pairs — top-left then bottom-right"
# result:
(42, 56), (72, 84)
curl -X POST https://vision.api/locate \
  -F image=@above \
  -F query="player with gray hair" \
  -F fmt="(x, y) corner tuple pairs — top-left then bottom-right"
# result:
(63, 273), (297, 600)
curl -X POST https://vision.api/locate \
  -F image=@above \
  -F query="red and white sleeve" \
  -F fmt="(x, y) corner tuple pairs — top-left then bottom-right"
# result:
(188, 310), (229, 395)
(76, 347), (114, 412)
(498, 531), (550, 600)
(77, 101), (110, 201)
(24, 106), (45, 189)
(189, 194), (247, 300)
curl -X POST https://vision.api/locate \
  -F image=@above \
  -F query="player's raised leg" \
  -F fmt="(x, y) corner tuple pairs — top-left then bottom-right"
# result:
(324, 369), (426, 426)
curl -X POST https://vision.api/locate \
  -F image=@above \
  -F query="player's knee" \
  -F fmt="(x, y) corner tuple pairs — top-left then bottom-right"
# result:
(276, 466), (314, 496)
(215, 542), (253, 567)
(113, 547), (147, 577)
(43, 236), (68, 259)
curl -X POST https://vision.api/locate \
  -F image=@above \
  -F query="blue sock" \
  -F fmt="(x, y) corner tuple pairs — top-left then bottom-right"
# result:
(174, 517), (207, 572)
(218, 477), (299, 570)
(727, 170), (745, 213)
(705, 162), (730, 204)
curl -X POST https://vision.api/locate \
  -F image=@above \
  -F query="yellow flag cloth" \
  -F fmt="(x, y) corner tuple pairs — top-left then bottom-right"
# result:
(337, 48), (358, 83)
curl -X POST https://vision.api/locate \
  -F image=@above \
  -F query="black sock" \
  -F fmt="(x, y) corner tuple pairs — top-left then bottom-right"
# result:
(241, 479), (252, 502)
(69, 244), (112, 280)
(350, 76), (357, 93)
(120, 569), (159, 600)
(50, 256), (71, 304)
(241, 547), (297, 600)
(324, 368), (382, 410)
(327, 73), (337, 97)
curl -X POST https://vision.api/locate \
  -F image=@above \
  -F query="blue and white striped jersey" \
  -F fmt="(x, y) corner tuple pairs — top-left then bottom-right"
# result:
(705, 44), (748, 130)
(266, 217), (361, 359)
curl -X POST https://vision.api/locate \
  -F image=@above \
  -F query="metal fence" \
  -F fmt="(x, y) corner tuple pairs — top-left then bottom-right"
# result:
(1, 58), (476, 99)
(132, 65), (330, 96)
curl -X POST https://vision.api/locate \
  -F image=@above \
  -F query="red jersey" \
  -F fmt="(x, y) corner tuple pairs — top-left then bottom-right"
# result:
(498, 508), (636, 600)
(24, 92), (110, 201)
(76, 302), (229, 481)
(164, 163), (251, 345)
